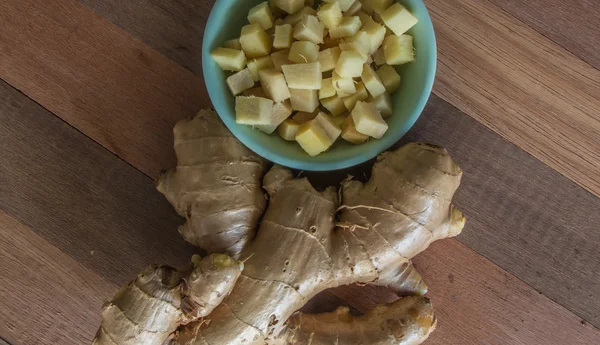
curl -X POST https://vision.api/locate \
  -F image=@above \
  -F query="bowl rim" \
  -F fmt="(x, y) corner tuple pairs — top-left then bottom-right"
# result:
(202, 0), (437, 171)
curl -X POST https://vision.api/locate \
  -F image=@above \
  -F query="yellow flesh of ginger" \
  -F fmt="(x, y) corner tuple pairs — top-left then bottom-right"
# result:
(351, 100), (388, 138)
(289, 41), (319, 63)
(376, 64), (401, 93)
(295, 119), (334, 156)
(273, 24), (294, 49)
(259, 68), (291, 103)
(380, 3), (418, 36)
(282, 62), (322, 89)
(248, 2), (275, 30)
(341, 115), (369, 144)
(226, 69), (255, 96)
(289, 88), (319, 112)
(211, 47), (246, 71)
(240, 24), (273, 58)
(277, 118), (300, 140)
(383, 34), (415, 65)
(235, 96), (274, 125)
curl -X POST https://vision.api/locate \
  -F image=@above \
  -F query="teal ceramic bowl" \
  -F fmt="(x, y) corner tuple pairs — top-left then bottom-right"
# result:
(202, 0), (436, 171)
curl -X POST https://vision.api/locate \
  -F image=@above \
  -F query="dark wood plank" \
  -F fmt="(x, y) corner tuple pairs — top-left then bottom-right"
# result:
(487, 0), (600, 70)
(0, 79), (196, 285)
(0, 210), (116, 345)
(330, 240), (600, 345)
(0, 0), (208, 177)
(426, 0), (600, 197)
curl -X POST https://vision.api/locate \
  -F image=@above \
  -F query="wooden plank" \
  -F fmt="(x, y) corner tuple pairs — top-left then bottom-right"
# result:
(0, 0), (208, 177)
(330, 240), (600, 345)
(487, 0), (600, 70)
(425, 0), (600, 197)
(0, 209), (116, 345)
(306, 94), (600, 328)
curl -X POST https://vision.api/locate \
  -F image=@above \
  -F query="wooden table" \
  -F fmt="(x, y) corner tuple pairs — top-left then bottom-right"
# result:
(1, 0), (599, 344)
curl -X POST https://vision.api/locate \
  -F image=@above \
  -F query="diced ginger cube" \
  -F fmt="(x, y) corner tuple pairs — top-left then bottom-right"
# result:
(318, 47), (341, 72)
(317, 2), (343, 29)
(338, 41), (369, 62)
(380, 3), (418, 36)
(361, 17), (386, 53)
(361, 63), (386, 98)
(330, 114), (347, 128)
(235, 96), (274, 125)
(342, 81), (368, 111)
(319, 78), (336, 99)
(259, 68), (291, 102)
(227, 69), (255, 96)
(296, 119), (334, 156)
(332, 71), (356, 97)
(321, 95), (348, 116)
(383, 34), (414, 65)
(376, 64), (401, 93)
(293, 15), (324, 44)
(323, 0), (356, 12)
(243, 87), (267, 98)
(278, 119), (301, 140)
(256, 100), (293, 134)
(247, 56), (274, 81)
(371, 0), (392, 13)
(341, 116), (369, 144)
(240, 24), (273, 58)
(356, 10), (372, 25)
(315, 112), (342, 141)
(248, 2), (275, 30)
(282, 62), (322, 89)
(271, 49), (293, 71)
(344, 1), (363, 16)
(371, 93), (393, 117)
(289, 88), (319, 112)
(211, 47), (246, 71)
(373, 47), (386, 66)
(289, 41), (319, 63)
(223, 38), (242, 50)
(329, 16), (362, 39)
(274, 0), (304, 14)
(281, 6), (317, 25)
(273, 24), (294, 49)
(351, 101), (388, 138)
(360, 0), (374, 15)
(335, 51), (364, 78)
(292, 110), (319, 123)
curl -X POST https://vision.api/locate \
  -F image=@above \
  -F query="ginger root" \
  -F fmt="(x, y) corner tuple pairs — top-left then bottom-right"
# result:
(95, 110), (465, 345)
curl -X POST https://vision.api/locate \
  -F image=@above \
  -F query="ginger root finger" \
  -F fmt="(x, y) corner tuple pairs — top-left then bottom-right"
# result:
(93, 254), (242, 345)
(282, 296), (436, 345)
(156, 110), (268, 257)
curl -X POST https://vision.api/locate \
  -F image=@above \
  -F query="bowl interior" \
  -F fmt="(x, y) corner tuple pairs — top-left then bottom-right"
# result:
(202, 0), (436, 171)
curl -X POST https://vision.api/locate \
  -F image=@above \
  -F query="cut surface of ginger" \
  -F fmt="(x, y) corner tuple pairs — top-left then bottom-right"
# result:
(371, 93), (393, 117)
(240, 24), (273, 58)
(383, 34), (415, 65)
(319, 78), (336, 99)
(259, 68), (291, 102)
(247, 56), (274, 82)
(282, 62), (322, 89)
(211, 48), (246, 71)
(317, 2), (343, 29)
(289, 88), (319, 112)
(380, 3), (418, 36)
(256, 100), (293, 134)
(295, 119), (334, 156)
(376, 64), (401, 93)
(329, 16), (362, 39)
(293, 15), (325, 44)
(271, 49), (293, 71)
(289, 41), (319, 63)
(273, 24), (294, 49)
(342, 81), (369, 111)
(248, 2), (274, 30)
(361, 63), (386, 98)
(318, 47), (341, 72)
(321, 95), (347, 116)
(323, 0), (356, 12)
(227, 69), (255, 96)
(351, 101), (388, 138)
(332, 71), (356, 97)
(341, 115), (369, 144)
(235, 96), (274, 125)
(315, 112), (342, 142)
(274, 0), (304, 14)
(278, 118), (300, 140)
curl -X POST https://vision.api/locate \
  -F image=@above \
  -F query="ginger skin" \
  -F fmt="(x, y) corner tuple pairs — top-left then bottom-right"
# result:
(96, 111), (465, 345)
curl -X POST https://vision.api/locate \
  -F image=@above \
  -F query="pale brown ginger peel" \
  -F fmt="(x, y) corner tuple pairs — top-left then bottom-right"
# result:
(95, 110), (465, 345)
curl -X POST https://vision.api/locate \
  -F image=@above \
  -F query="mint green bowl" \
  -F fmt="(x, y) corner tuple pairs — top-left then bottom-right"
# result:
(202, 0), (436, 171)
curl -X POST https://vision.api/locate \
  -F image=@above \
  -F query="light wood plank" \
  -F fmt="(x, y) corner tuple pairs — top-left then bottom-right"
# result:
(0, 209), (116, 345)
(0, 0), (208, 177)
(331, 240), (600, 345)
(425, 0), (600, 197)
(487, 0), (600, 70)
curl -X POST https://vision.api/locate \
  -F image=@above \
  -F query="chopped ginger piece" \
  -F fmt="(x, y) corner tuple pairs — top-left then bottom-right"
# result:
(247, 56), (274, 81)
(278, 119), (300, 140)
(342, 82), (368, 111)
(383, 34), (415, 65)
(259, 68), (291, 102)
(211, 48), (246, 71)
(351, 101), (388, 138)
(332, 71), (356, 97)
(235, 96), (274, 125)
(226, 69), (255, 96)
(240, 24), (273, 58)
(248, 2), (275, 30)
(321, 95), (347, 116)
(319, 78), (336, 99)
(296, 119), (334, 156)
(317, 2), (343, 29)
(318, 47), (341, 72)
(289, 41), (319, 63)
(361, 63), (386, 98)
(289, 88), (319, 112)
(271, 49), (293, 71)
(273, 24), (294, 49)
(315, 112), (342, 142)
(335, 51), (364, 78)
(274, 0), (305, 14)
(256, 100), (293, 134)
(223, 38), (242, 50)
(341, 115), (369, 144)
(371, 93), (393, 117)
(376, 64), (401, 93)
(344, 1), (363, 16)
(380, 3), (418, 36)
(293, 15), (324, 44)
(329, 16), (362, 39)
(282, 63), (322, 89)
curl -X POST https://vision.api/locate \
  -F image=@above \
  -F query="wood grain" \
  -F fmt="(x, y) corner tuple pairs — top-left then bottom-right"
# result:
(0, 0), (208, 177)
(330, 240), (600, 345)
(0, 209), (115, 345)
(487, 0), (600, 70)
(425, 0), (600, 197)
